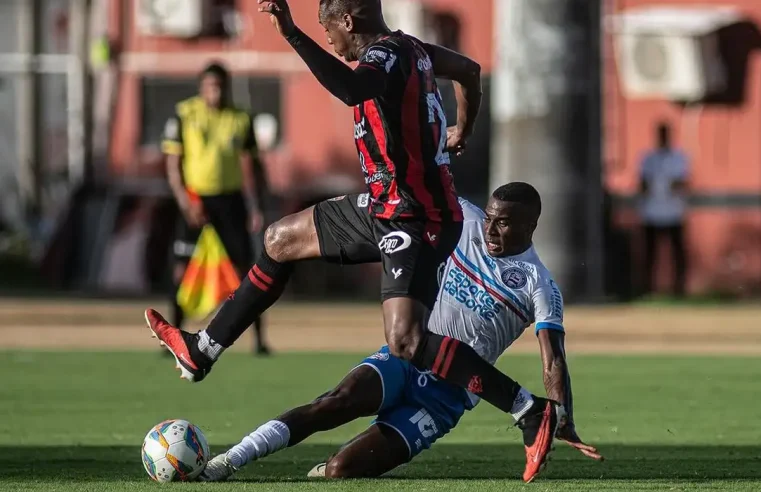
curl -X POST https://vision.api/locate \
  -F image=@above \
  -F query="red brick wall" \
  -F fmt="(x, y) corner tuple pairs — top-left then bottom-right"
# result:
(603, 0), (761, 295)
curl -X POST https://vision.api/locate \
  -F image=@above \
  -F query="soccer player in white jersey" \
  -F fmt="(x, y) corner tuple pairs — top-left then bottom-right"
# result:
(200, 183), (602, 483)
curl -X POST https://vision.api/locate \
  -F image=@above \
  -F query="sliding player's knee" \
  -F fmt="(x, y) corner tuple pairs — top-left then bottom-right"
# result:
(324, 454), (362, 479)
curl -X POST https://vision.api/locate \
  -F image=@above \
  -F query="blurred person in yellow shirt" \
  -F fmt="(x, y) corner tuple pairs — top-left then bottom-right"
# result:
(162, 62), (271, 355)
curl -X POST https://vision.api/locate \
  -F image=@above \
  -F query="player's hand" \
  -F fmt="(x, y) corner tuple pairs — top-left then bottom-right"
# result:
(556, 423), (604, 461)
(445, 126), (467, 156)
(258, 0), (296, 37)
(183, 202), (207, 229)
(248, 209), (265, 233)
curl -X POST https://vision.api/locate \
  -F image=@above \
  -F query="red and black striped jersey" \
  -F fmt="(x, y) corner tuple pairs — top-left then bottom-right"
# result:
(353, 32), (463, 223)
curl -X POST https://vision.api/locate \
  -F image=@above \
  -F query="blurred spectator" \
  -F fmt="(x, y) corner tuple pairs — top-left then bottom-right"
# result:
(162, 62), (271, 355)
(638, 121), (689, 297)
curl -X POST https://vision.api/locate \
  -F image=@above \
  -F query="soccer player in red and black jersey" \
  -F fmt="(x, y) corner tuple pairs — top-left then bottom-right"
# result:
(145, 0), (563, 480)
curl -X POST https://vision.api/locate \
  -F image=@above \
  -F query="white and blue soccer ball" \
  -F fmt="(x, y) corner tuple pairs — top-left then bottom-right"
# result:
(141, 419), (210, 482)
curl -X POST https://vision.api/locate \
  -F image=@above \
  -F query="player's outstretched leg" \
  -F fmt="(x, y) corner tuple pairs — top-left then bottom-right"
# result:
(145, 206), (320, 382)
(383, 298), (563, 482)
(200, 365), (383, 481)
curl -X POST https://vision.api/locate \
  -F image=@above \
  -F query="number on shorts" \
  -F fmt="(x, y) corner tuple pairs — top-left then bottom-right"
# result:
(409, 409), (438, 438)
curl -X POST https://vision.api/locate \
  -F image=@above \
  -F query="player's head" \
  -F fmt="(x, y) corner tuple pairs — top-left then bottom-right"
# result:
(483, 182), (541, 257)
(318, 0), (386, 62)
(199, 62), (230, 108)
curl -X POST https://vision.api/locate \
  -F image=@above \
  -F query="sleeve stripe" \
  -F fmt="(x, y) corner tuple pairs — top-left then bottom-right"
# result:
(535, 322), (564, 334)
(161, 141), (183, 155)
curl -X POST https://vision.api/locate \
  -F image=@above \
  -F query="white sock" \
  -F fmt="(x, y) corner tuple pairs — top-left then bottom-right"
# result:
(510, 387), (534, 421)
(226, 420), (291, 469)
(197, 331), (225, 361)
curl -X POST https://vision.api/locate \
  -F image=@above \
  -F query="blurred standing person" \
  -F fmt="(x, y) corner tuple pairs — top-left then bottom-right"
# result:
(162, 62), (271, 355)
(638, 121), (690, 297)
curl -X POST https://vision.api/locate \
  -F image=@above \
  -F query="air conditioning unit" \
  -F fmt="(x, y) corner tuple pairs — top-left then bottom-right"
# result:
(608, 6), (741, 101)
(136, 0), (205, 38)
(382, 0), (426, 39)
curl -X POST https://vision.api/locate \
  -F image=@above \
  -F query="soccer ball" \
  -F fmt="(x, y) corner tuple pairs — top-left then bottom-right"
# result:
(141, 419), (210, 482)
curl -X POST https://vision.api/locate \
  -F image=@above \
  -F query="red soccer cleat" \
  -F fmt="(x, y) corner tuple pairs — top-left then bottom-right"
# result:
(516, 398), (564, 483)
(144, 309), (212, 382)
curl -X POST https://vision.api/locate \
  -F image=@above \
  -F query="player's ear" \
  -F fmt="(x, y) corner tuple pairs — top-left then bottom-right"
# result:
(342, 13), (354, 32)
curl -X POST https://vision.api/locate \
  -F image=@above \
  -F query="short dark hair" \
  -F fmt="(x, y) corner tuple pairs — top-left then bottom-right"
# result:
(200, 62), (230, 83)
(319, 0), (382, 21)
(491, 182), (542, 216)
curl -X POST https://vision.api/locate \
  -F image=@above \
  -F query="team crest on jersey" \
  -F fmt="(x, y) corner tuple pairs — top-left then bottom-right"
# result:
(368, 351), (389, 362)
(501, 267), (527, 289)
(471, 237), (482, 248)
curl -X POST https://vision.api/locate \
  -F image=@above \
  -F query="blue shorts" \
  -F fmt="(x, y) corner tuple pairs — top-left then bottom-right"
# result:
(358, 346), (475, 458)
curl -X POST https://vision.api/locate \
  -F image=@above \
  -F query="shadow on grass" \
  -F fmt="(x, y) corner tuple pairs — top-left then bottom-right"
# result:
(2, 444), (760, 482)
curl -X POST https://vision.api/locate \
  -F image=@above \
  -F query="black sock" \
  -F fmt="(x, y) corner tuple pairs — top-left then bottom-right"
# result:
(205, 250), (293, 348)
(413, 332), (522, 414)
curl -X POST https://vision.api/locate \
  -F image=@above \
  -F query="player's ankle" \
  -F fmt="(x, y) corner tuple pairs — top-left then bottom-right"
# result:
(510, 387), (534, 421)
(196, 330), (225, 362)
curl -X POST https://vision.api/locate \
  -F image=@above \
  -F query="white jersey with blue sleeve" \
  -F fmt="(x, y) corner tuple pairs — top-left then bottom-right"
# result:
(427, 198), (565, 366)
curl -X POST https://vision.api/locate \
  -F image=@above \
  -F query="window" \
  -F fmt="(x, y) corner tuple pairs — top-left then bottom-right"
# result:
(426, 12), (461, 52)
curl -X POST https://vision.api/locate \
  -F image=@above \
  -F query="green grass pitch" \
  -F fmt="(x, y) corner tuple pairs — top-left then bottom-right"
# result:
(1, 351), (760, 491)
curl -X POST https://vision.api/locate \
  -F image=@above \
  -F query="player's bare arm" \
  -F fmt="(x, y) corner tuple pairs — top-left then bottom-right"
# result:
(240, 116), (269, 232)
(163, 125), (206, 229)
(259, 0), (387, 106)
(423, 43), (482, 155)
(537, 329), (603, 461)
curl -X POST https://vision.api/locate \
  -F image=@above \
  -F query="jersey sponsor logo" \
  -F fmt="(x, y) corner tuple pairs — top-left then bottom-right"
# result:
(378, 231), (412, 254)
(443, 267), (503, 321)
(482, 253), (496, 270)
(364, 48), (397, 73)
(384, 54), (398, 73)
(548, 279), (563, 319)
(357, 193), (370, 208)
(501, 267), (528, 289)
(366, 48), (389, 62)
(354, 118), (367, 140)
(417, 56), (433, 72)
(365, 173), (383, 185)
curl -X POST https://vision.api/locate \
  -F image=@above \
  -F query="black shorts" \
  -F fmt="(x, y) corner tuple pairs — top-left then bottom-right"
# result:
(174, 192), (254, 275)
(314, 193), (462, 309)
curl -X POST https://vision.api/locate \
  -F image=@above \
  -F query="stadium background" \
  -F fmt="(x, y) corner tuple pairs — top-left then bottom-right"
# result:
(1, 1), (761, 489)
